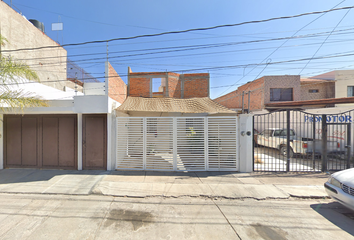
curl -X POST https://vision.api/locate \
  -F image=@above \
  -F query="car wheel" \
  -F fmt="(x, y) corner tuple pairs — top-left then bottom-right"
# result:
(280, 146), (294, 158)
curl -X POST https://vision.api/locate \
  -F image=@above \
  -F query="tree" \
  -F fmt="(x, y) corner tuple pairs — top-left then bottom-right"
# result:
(0, 34), (48, 111)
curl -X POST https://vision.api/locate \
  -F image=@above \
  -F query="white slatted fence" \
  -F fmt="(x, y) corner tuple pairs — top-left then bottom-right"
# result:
(116, 117), (238, 171)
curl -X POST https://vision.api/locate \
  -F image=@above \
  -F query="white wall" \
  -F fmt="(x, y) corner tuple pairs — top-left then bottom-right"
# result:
(335, 70), (354, 107)
(238, 114), (253, 172)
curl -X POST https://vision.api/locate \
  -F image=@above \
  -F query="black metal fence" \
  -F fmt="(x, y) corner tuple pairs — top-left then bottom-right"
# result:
(253, 109), (353, 172)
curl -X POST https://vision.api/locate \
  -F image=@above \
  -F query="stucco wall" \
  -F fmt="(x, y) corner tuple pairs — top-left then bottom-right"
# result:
(335, 70), (354, 98)
(334, 70), (354, 107)
(0, 1), (67, 91)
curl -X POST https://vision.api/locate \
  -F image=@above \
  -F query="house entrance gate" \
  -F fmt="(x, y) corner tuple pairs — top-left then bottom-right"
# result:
(253, 109), (354, 172)
(116, 117), (238, 171)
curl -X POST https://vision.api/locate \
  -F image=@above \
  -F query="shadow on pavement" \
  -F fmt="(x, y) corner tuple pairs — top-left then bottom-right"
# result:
(0, 169), (108, 184)
(311, 202), (354, 236)
(110, 171), (238, 178)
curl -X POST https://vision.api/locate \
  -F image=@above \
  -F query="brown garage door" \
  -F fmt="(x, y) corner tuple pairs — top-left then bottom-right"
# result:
(4, 115), (77, 169)
(82, 114), (107, 170)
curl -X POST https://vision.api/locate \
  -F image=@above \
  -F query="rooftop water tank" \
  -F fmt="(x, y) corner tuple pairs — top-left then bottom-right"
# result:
(29, 19), (45, 32)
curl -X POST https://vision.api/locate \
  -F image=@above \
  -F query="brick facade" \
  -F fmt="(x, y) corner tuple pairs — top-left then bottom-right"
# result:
(168, 75), (182, 98)
(214, 75), (301, 111)
(183, 74), (209, 98)
(214, 77), (265, 110)
(300, 79), (335, 101)
(128, 69), (209, 99)
(108, 63), (127, 103)
(263, 76), (301, 104)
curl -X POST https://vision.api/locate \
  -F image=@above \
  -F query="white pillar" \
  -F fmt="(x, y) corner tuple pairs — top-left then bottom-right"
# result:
(204, 117), (208, 170)
(238, 114), (253, 172)
(77, 113), (83, 170)
(173, 117), (177, 171)
(107, 113), (112, 171)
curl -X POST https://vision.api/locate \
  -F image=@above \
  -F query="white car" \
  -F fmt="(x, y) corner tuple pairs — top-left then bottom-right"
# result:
(325, 168), (354, 211)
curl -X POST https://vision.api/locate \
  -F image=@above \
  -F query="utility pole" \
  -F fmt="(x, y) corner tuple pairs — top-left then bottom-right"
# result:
(104, 41), (109, 96)
(75, 72), (78, 96)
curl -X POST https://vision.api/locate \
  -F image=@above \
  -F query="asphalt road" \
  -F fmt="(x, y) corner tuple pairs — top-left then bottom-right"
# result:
(0, 193), (353, 240)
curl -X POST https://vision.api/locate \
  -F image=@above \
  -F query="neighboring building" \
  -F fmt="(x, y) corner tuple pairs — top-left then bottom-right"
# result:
(108, 63), (127, 104)
(0, 1), (82, 92)
(310, 70), (354, 107)
(127, 68), (209, 98)
(0, 63), (127, 171)
(214, 75), (301, 111)
(214, 73), (341, 111)
(300, 78), (335, 101)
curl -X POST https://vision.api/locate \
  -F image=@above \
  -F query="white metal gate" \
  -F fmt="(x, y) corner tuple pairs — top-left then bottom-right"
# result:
(116, 117), (238, 171)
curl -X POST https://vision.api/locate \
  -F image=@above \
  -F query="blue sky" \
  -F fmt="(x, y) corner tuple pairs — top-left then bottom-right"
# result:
(3, 0), (354, 98)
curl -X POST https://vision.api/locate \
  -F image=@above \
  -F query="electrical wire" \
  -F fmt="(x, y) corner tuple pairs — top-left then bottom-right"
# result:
(216, 0), (349, 98)
(7, 27), (354, 64)
(2, 5), (354, 53)
(299, 8), (352, 74)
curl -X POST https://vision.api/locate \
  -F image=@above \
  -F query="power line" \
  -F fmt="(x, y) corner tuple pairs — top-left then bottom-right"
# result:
(3, 50), (354, 87)
(216, 0), (349, 98)
(9, 31), (354, 71)
(3, 48), (354, 78)
(2, 5), (354, 53)
(299, 7), (352, 74)
(8, 27), (354, 64)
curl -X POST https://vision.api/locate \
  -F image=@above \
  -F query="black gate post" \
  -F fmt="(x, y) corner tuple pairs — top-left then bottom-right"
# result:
(286, 110), (290, 172)
(322, 114), (327, 172)
(312, 115), (316, 169)
(346, 123), (351, 169)
(252, 116), (255, 172)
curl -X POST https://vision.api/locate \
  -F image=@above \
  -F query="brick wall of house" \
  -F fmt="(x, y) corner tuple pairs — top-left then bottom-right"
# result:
(129, 77), (150, 97)
(108, 63), (127, 103)
(215, 75), (339, 111)
(128, 70), (209, 99)
(263, 75), (300, 104)
(214, 77), (264, 111)
(183, 73), (209, 98)
(301, 80), (335, 101)
(168, 75), (181, 98)
(213, 91), (238, 109)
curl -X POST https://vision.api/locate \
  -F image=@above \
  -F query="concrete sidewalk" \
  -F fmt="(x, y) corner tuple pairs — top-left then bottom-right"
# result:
(0, 169), (329, 199)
